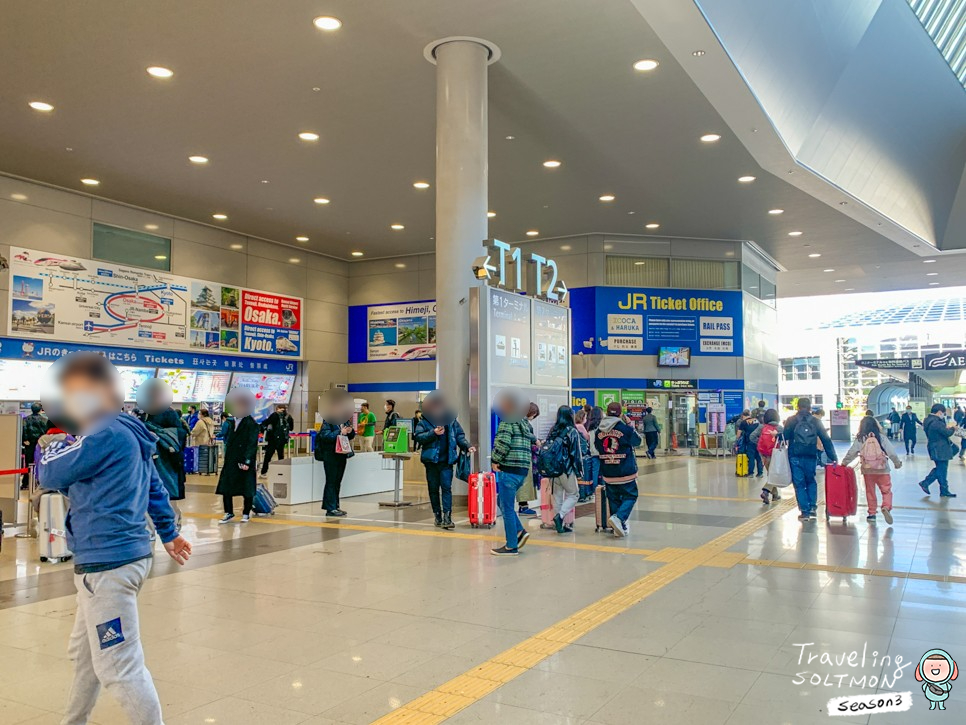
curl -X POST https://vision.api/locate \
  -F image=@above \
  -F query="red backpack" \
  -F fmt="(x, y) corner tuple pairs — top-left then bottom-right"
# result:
(757, 424), (780, 456)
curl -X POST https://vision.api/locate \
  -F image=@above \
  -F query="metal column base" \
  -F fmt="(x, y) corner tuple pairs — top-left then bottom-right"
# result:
(378, 500), (413, 508)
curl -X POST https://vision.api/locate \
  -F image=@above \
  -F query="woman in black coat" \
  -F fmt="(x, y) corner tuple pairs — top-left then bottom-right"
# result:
(216, 413), (260, 523)
(314, 419), (355, 517)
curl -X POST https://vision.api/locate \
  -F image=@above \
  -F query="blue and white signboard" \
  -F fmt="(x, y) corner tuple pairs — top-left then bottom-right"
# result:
(570, 287), (743, 357)
(348, 300), (437, 363)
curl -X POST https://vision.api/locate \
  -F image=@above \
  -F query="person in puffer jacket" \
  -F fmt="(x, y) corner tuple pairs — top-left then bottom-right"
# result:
(594, 402), (642, 538)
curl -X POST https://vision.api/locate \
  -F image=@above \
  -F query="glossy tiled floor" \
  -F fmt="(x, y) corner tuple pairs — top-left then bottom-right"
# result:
(1, 449), (965, 724)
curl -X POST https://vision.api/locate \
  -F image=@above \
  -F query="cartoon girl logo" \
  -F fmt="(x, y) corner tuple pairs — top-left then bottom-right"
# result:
(916, 649), (958, 710)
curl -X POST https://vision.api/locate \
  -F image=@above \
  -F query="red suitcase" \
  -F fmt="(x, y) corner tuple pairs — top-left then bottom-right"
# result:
(468, 472), (497, 528)
(824, 464), (858, 521)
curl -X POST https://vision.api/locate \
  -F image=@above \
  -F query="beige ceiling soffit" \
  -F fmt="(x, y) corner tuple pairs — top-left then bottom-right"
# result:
(629, 0), (933, 257)
(0, 171), (347, 264)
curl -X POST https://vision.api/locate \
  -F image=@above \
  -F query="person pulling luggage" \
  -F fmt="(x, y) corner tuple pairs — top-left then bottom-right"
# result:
(594, 402), (642, 537)
(783, 398), (837, 521)
(216, 388), (261, 523)
(641, 406), (661, 460)
(414, 392), (475, 529)
(491, 390), (536, 556)
(537, 405), (584, 534)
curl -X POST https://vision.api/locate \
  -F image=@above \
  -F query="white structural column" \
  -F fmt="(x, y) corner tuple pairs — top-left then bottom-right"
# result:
(428, 37), (499, 422)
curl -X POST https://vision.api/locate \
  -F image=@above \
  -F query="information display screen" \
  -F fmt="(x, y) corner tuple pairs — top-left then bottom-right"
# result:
(532, 300), (569, 387)
(116, 366), (156, 402)
(190, 371), (232, 402)
(0, 360), (50, 401)
(658, 346), (691, 367)
(488, 288), (531, 385)
(157, 369), (198, 402)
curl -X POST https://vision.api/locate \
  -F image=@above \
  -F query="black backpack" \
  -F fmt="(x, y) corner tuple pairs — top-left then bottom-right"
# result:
(792, 414), (818, 450)
(537, 433), (568, 478)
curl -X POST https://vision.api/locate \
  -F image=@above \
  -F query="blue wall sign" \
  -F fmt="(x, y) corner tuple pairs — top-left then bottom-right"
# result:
(570, 286), (744, 357)
(0, 336), (297, 374)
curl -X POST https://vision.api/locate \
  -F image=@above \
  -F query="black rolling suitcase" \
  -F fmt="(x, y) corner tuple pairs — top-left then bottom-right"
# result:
(198, 444), (218, 475)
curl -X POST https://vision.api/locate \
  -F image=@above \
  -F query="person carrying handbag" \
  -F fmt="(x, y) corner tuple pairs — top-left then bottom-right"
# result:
(756, 409), (784, 504)
(315, 417), (355, 516)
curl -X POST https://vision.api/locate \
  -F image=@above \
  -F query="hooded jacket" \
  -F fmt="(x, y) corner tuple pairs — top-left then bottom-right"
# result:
(594, 416), (642, 484)
(37, 413), (177, 566)
(916, 648), (958, 704)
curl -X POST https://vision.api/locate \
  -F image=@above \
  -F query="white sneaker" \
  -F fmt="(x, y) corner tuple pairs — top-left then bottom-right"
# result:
(218, 513), (234, 525)
(241, 514), (250, 523)
(882, 508), (893, 525)
(609, 514), (625, 537)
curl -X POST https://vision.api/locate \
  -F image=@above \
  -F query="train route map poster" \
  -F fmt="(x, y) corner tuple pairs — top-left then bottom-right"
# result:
(7, 247), (302, 359)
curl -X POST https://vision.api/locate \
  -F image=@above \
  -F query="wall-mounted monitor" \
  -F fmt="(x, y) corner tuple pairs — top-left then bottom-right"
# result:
(190, 371), (232, 402)
(116, 366), (156, 402)
(658, 346), (691, 367)
(157, 369), (199, 402)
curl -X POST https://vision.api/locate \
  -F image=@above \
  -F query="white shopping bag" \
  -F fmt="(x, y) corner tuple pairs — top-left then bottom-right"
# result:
(769, 443), (793, 488)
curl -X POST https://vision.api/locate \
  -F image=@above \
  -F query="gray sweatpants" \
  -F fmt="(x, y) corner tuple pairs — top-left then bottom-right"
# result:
(62, 557), (164, 725)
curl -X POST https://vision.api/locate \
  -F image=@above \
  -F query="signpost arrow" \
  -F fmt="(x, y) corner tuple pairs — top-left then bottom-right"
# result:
(556, 279), (569, 301)
(482, 255), (497, 277)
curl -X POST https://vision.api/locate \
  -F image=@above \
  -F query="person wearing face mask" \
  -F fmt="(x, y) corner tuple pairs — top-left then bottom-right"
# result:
(217, 391), (261, 523)
(37, 353), (191, 725)
(383, 399), (399, 432)
(259, 404), (294, 477)
(920, 403), (958, 498)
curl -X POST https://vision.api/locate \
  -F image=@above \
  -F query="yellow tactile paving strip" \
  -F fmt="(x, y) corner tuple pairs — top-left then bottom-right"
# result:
(368, 499), (800, 725)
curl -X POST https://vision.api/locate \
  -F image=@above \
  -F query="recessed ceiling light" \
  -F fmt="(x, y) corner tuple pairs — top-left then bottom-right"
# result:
(808, 253), (821, 258)
(188, 155), (209, 164)
(634, 261), (646, 266)
(313, 16), (342, 31)
(599, 194), (616, 202)
(413, 181), (430, 189)
(229, 243), (243, 250)
(927, 272), (939, 276)
(146, 66), (174, 78)
(929, 282), (940, 286)
(154, 255), (167, 260)
(28, 101), (54, 112)
(788, 231), (803, 236)
(390, 224), (405, 230)
(487, 211), (496, 218)
(823, 268), (835, 272)
(692, 50), (706, 57)
(212, 213), (227, 220)
(835, 279), (846, 283)
(313, 197), (330, 205)
(560, 245), (572, 251)
(923, 259), (936, 263)
(700, 134), (721, 143)
(738, 175), (756, 183)
(645, 223), (660, 229)
(298, 131), (319, 141)
(144, 224), (159, 231)
(633, 59), (659, 71)
(543, 160), (561, 168)
(288, 257), (301, 264)
(11, 193), (28, 201)
(505, 135), (515, 140)
(351, 251), (364, 257)
(526, 230), (539, 236)
(394, 263), (407, 269)
(295, 236), (309, 242)
(768, 209), (784, 215)
(844, 288), (854, 291)
(80, 178), (100, 186)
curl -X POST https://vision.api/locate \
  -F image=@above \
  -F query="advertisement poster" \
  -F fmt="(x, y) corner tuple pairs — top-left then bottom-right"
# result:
(570, 286), (743, 358)
(8, 247), (301, 359)
(363, 301), (437, 362)
(239, 291), (301, 357)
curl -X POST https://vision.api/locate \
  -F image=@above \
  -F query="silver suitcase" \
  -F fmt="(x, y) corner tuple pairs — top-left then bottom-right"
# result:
(38, 492), (72, 563)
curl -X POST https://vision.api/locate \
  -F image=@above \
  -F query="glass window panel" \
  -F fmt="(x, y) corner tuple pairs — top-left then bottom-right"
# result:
(92, 223), (171, 271)
(605, 256), (669, 287)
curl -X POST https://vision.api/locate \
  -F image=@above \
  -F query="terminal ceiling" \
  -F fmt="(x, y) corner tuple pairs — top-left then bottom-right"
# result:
(2, 0), (966, 296)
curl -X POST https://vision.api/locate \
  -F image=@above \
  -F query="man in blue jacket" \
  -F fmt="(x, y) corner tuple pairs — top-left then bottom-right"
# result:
(38, 353), (192, 725)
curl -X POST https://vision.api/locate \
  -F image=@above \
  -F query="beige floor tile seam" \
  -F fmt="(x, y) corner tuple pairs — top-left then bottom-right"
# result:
(368, 498), (799, 725)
